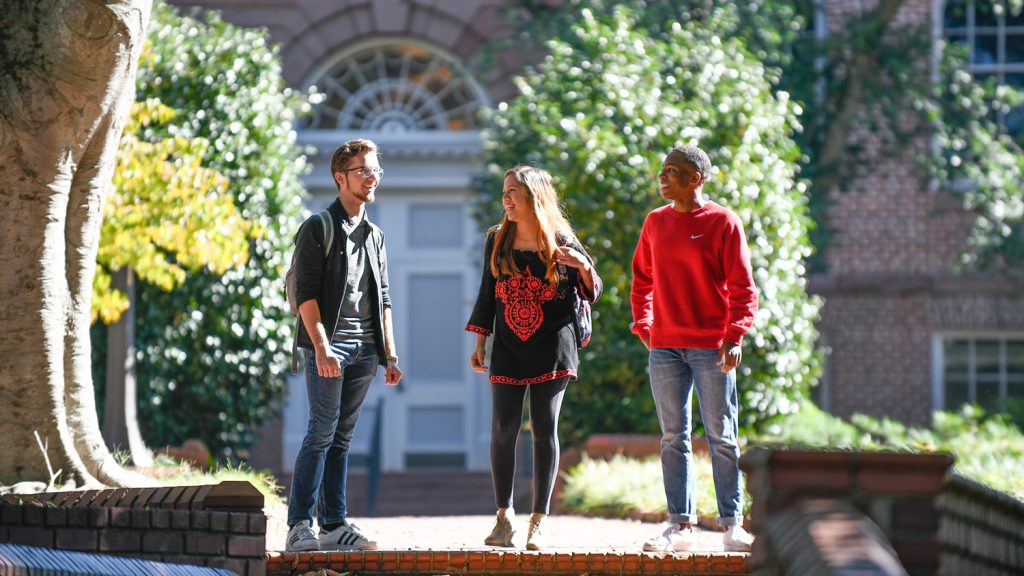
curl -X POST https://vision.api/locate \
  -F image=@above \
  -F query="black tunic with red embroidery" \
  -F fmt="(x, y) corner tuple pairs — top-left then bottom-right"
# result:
(466, 230), (602, 385)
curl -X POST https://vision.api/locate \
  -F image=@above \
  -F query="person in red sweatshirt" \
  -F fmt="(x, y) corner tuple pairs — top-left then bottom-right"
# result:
(631, 145), (757, 553)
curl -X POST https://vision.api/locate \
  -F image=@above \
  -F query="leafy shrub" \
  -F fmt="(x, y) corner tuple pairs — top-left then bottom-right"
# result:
(561, 403), (1024, 519)
(478, 1), (821, 446)
(560, 453), (752, 519)
(98, 3), (310, 459)
(763, 401), (1024, 498)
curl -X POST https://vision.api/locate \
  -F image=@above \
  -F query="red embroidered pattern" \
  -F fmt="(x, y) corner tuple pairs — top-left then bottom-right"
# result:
(495, 266), (556, 341)
(465, 324), (492, 336)
(490, 369), (576, 385)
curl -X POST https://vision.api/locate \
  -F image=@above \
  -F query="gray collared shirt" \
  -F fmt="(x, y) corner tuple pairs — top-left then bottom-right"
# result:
(332, 212), (375, 344)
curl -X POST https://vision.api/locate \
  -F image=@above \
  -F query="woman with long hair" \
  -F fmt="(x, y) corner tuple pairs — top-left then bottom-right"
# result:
(466, 165), (602, 550)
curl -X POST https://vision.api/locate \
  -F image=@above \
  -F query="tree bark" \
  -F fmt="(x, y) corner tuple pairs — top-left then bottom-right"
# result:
(0, 0), (153, 486)
(103, 268), (151, 467)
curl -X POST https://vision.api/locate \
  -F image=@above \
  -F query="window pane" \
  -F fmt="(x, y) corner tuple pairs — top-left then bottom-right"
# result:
(1007, 340), (1024, 374)
(945, 0), (970, 28)
(975, 340), (1001, 376)
(977, 379), (1001, 411)
(1008, 340), (1024, 399)
(1008, 1), (1024, 25)
(945, 374), (970, 409)
(975, 33), (999, 64)
(945, 340), (970, 372)
(1007, 33), (1024, 62)
(1009, 374), (1024, 400)
(976, 1), (1000, 27)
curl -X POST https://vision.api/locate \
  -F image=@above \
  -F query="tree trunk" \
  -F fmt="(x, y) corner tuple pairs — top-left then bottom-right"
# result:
(103, 268), (152, 467)
(0, 0), (153, 487)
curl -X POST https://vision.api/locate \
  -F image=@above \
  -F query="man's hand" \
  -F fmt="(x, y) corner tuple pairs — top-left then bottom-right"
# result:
(717, 342), (742, 373)
(316, 349), (342, 378)
(385, 360), (403, 386)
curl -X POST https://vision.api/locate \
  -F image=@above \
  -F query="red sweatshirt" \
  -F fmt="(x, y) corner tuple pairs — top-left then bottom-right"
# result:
(631, 201), (758, 349)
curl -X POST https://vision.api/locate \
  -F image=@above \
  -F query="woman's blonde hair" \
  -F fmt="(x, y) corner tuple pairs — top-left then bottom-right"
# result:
(490, 165), (575, 284)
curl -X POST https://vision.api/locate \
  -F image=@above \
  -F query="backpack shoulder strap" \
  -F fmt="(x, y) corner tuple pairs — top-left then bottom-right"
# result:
(317, 210), (334, 258)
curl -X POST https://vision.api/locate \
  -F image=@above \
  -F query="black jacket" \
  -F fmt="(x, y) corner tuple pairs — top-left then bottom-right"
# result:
(294, 198), (391, 366)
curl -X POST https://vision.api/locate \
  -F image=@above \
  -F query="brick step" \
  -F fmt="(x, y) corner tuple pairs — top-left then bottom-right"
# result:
(266, 549), (750, 575)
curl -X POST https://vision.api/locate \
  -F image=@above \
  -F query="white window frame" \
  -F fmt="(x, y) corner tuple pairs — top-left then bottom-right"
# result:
(937, 0), (1024, 135)
(932, 331), (1024, 410)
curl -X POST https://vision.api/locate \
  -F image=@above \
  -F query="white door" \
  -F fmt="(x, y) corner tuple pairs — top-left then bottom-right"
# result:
(371, 192), (490, 471)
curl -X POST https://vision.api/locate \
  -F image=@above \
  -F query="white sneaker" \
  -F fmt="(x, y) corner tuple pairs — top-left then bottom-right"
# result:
(285, 520), (319, 552)
(484, 510), (515, 547)
(643, 523), (695, 552)
(319, 521), (378, 551)
(723, 525), (753, 552)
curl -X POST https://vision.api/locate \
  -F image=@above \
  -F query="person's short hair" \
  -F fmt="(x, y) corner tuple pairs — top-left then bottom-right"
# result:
(670, 144), (712, 181)
(330, 139), (379, 176)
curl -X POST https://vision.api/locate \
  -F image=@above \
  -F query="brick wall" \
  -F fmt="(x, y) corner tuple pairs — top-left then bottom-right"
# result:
(741, 448), (953, 576)
(0, 481), (266, 576)
(818, 292), (934, 423)
(813, 0), (1024, 425)
(937, 473), (1024, 575)
(167, 0), (526, 103)
(742, 448), (1024, 576)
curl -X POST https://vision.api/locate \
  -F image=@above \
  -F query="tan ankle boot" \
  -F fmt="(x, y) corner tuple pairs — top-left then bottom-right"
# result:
(484, 509), (515, 547)
(526, 514), (547, 551)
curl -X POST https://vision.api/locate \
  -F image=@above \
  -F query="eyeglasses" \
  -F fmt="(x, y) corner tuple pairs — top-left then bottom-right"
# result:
(339, 165), (384, 180)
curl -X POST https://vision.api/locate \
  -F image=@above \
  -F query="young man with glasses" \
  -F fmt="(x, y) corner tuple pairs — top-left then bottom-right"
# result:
(286, 138), (403, 552)
(631, 144), (757, 553)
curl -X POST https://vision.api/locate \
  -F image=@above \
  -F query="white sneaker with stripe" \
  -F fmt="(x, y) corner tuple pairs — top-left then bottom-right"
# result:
(285, 520), (319, 552)
(319, 521), (378, 551)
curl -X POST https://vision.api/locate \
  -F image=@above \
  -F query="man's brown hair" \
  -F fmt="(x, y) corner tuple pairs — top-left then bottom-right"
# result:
(330, 138), (379, 178)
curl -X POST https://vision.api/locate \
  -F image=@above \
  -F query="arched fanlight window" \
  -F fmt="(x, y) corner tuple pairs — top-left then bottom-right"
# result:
(303, 42), (487, 132)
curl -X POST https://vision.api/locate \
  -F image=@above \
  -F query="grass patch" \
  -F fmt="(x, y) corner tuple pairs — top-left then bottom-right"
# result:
(151, 455), (284, 507)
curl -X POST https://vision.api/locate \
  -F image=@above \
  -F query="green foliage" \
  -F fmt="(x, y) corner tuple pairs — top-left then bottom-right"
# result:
(559, 455), (665, 517)
(476, 3), (821, 443)
(757, 401), (1024, 498)
(929, 44), (1024, 269)
(153, 455), (284, 507)
(93, 98), (255, 325)
(106, 3), (309, 459)
(562, 403), (1024, 518)
(560, 453), (751, 519)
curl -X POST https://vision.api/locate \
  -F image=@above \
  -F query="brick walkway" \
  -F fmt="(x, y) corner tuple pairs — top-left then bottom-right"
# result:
(264, 508), (751, 575)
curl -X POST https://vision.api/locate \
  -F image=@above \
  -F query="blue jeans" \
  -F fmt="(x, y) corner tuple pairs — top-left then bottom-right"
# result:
(649, 347), (743, 527)
(287, 342), (378, 527)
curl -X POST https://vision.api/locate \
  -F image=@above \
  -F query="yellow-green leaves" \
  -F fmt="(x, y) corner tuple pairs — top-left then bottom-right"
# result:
(93, 99), (256, 325)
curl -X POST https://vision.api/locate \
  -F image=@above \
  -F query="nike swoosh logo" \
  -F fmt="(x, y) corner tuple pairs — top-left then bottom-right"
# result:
(691, 234), (703, 239)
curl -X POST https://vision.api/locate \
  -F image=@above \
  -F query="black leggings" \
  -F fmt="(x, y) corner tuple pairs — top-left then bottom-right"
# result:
(490, 377), (569, 514)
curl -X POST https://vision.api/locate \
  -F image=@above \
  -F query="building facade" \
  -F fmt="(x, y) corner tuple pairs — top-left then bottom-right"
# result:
(171, 0), (1024, 476)
(812, 0), (1024, 425)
